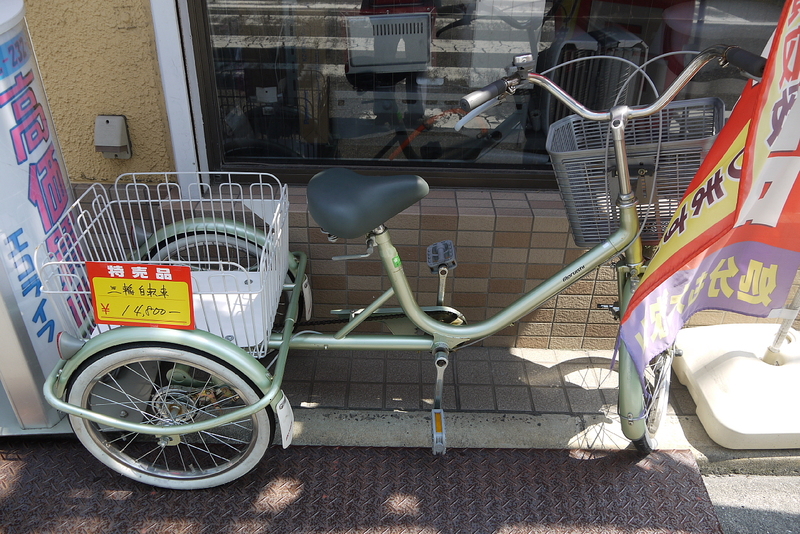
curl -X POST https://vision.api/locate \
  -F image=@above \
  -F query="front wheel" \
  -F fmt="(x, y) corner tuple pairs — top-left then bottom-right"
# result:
(67, 343), (274, 489)
(616, 272), (675, 454)
(631, 347), (675, 453)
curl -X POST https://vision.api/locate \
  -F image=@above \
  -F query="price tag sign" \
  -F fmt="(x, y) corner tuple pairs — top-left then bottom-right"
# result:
(87, 262), (195, 329)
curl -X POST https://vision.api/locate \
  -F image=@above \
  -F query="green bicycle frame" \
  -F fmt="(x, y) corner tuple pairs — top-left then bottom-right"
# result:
(266, 103), (650, 441)
(270, 104), (646, 352)
(268, 193), (643, 353)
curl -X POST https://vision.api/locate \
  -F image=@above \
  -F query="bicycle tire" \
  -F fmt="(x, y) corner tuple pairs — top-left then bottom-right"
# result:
(148, 232), (263, 271)
(631, 347), (675, 453)
(616, 275), (673, 453)
(67, 343), (274, 489)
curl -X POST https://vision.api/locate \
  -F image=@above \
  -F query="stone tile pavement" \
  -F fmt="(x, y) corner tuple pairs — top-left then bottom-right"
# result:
(281, 346), (696, 419)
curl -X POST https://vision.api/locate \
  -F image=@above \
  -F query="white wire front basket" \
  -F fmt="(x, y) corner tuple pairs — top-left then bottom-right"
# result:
(35, 172), (289, 359)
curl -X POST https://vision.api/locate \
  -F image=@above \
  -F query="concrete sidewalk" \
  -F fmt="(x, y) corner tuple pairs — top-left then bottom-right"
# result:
(282, 345), (800, 475)
(282, 345), (800, 533)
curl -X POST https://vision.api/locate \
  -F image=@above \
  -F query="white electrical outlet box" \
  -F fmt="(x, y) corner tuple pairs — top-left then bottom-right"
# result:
(94, 115), (131, 159)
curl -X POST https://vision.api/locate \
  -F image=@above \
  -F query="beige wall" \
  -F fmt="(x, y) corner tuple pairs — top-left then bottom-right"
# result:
(24, 0), (173, 183)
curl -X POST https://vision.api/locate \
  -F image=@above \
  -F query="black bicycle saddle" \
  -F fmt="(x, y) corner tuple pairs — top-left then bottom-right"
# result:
(307, 168), (429, 239)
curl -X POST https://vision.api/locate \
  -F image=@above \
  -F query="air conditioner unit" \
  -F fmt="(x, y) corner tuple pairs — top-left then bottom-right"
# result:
(346, 12), (432, 75)
(588, 25), (648, 111)
(536, 27), (599, 128)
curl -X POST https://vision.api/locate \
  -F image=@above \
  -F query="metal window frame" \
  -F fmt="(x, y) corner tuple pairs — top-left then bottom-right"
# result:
(153, 0), (560, 189)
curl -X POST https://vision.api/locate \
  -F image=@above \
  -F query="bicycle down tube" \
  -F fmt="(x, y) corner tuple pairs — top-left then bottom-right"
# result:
(268, 207), (639, 351)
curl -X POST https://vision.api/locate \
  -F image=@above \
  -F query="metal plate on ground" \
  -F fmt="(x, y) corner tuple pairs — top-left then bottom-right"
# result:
(0, 439), (721, 533)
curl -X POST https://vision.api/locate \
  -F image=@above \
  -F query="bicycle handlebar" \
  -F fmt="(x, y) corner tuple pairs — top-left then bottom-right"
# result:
(460, 77), (518, 113)
(725, 47), (767, 78)
(460, 45), (765, 123)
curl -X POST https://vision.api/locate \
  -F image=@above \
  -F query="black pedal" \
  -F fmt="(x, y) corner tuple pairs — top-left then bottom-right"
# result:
(427, 240), (457, 273)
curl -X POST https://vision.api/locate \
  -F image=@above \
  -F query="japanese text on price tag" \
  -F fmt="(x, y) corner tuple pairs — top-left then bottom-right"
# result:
(87, 262), (194, 329)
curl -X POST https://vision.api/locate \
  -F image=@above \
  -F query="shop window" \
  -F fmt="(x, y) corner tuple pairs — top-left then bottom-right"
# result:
(189, 0), (782, 186)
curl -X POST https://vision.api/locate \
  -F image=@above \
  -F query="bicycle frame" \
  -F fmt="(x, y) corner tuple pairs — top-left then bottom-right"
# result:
(269, 195), (641, 352)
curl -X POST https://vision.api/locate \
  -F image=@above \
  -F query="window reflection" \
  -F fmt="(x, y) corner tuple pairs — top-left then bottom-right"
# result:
(205, 0), (782, 173)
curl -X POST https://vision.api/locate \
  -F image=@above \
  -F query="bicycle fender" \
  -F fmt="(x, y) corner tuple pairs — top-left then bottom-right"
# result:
(134, 218), (268, 260)
(51, 327), (274, 399)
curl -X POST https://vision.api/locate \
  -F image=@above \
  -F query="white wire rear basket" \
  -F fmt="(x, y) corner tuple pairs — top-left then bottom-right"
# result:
(546, 97), (724, 247)
(35, 172), (289, 359)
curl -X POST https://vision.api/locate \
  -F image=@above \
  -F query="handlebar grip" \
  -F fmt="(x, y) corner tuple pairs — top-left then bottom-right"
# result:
(460, 79), (510, 113)
(726, 47), (767, 78)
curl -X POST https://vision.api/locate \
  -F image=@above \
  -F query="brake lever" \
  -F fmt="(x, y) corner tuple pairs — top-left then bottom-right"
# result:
(455, 97), (503, 132)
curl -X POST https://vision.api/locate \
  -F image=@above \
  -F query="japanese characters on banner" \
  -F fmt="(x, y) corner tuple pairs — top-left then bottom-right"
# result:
(619, 0), (800, 379)
(0, 8), (76, 372)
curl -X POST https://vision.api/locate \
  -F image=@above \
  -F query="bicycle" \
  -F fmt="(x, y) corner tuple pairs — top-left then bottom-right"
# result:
(36, 44), (767, 489)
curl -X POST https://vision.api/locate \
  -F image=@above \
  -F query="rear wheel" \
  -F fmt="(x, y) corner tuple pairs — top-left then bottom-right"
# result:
(149, 231), (308, 325)
(631, 347), (675, 453)
(67, 344), (273, 489)
(148, 232), (262, 271)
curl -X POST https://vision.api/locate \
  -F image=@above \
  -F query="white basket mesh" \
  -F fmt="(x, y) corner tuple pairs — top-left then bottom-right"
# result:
(546, 98), (724, 247)
(35, 172), (289, 359)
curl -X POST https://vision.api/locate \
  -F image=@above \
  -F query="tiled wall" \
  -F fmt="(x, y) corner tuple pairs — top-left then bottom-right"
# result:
(288, 185), (796, 350)
(69, 181), (795, 349)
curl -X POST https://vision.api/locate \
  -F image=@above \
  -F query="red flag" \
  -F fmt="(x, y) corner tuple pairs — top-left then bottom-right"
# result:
(620, 0), (800, 378)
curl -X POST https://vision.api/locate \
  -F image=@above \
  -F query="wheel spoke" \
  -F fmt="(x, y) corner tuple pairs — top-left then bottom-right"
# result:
(189, 431), (219, 469)
(69, 346), (271, 488)
(129, 361), (160, 389)
(184, 439), (241, 463)
(634, 347), (675, 452)
(133, 441), (168, 465)
(99, 372), (149, 412)
(104, 431), (139, 449)
(85, 395), (143, 411)
(200, 427), (253, 448)
(173, 440), (189, 473)
(187, 396), (243, 420)
(189, 403), (256, 437)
